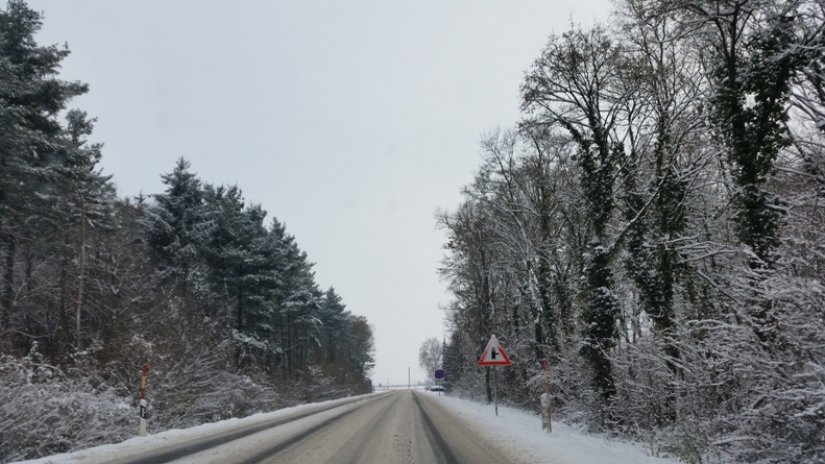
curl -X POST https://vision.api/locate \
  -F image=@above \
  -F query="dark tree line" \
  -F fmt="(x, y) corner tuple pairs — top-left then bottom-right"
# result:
(0, 1), (373, 461)
(143, 158), (374, 383)
(440, 1), (825, 462)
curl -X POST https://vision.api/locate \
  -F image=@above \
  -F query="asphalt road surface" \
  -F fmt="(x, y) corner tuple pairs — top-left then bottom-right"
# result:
(127, 390), (514, 464)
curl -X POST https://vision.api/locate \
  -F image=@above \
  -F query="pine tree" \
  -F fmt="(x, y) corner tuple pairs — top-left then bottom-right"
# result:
(200, 184), (279, 366)
(267, 218), (321, 373)
(145, 158), (207, 289)
(55, 109), (116, 350)
(319, 287), (348, 364)
(0, 0), (87, 345)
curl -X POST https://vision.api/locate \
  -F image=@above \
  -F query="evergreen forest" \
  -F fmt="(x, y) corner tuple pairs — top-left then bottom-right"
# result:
(0, 2), (374, 461)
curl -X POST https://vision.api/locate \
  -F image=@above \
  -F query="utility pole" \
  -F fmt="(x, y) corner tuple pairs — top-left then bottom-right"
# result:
(408, 367), (411, 389)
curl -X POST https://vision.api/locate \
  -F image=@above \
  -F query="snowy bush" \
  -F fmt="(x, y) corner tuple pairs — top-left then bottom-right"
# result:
(151, 368), (280, 430)
(608, 274), (825, 464)
(0, 353), (134, 463)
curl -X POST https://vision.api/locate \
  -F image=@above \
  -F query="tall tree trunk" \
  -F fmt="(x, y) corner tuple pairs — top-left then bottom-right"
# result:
(536, 259), (551, 356)
(478, 252), (493, 403)
(22, 246), (33, 354)
(581, 244), (618, 404)
(58, 256), (69, 357)
(75, 199), (86, 351)
(236, 285), (244, 331)
(2, 233), (15, 348)
(536, 171), (555, 355)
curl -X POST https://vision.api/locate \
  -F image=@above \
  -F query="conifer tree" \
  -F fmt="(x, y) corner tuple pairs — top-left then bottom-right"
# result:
(56, 109), (116, 350)
(0, 0), (87, 343)
(145, 158), (207, 290)
(319, 287), (348, 364)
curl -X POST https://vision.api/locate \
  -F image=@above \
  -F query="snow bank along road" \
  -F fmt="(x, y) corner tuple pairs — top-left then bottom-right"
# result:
(25, 391), (516, 464)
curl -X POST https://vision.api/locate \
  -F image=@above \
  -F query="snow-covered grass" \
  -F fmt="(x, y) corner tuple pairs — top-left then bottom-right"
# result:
(428, 392), (682, 464)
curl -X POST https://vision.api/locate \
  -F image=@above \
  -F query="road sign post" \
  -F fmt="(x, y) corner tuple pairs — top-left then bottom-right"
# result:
(478, 335), (511, 416)
(434, 368), (445, 396)
(494, 368), (498, 416)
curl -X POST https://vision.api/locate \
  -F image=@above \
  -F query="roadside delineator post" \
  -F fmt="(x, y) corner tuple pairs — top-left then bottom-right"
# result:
(540, 359), (552, 432)
(138, 363), (149, 436)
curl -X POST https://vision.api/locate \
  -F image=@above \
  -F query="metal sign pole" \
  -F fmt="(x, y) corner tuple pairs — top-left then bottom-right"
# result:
(494, 368), (499, 416)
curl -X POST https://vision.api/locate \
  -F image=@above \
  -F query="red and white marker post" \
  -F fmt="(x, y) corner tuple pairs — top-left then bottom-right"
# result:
(540, 359), (552, 432)
(138, 363), (149, 436)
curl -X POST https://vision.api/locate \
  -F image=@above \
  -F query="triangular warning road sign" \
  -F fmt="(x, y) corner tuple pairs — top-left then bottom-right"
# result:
(478, 335), (512, 366)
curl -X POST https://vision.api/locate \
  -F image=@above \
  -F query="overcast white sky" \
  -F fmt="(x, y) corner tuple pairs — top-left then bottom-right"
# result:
(29, 0), (611, 386)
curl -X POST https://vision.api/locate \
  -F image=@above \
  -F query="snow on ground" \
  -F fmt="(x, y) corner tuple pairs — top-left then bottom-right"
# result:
(15, 392), (384, 464)
(429, 392), (682, 464)
(18, 390), (682, 464)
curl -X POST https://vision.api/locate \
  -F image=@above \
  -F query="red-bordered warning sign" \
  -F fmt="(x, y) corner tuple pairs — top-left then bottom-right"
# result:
(478, 334), (512, 366)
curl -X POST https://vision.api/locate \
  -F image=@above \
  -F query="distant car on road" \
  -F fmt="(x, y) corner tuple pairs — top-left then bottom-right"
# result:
(429, 385), (445, 392)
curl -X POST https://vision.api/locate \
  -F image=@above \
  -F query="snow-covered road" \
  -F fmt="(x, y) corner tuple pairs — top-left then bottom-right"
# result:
(19, 390), (681, 464)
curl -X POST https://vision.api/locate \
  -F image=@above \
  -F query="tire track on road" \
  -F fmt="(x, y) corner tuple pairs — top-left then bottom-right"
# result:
(413, 393), (460, 464)
(334, 393), (403, 464)
(235, 407), (361, 464)
(242, 393), (399, 464)
(119, 394), (384, 464)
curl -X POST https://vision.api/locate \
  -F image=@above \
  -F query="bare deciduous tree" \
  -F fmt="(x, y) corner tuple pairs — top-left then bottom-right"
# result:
(418, 337), (443, 383)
